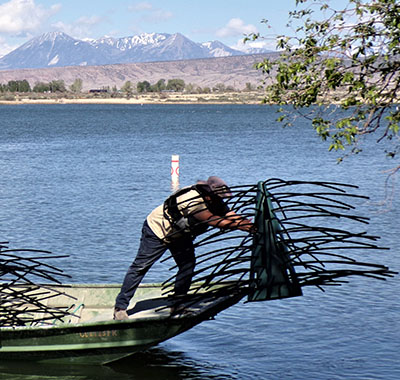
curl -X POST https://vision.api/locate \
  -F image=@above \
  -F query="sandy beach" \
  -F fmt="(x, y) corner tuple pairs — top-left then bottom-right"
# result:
(0, 92), (265, 105)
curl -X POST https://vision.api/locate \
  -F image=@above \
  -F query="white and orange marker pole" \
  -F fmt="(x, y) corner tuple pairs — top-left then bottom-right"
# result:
(171, 154), (180, 190)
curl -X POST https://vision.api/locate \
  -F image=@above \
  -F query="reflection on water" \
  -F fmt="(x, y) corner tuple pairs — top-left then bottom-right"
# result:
(0, 347), (234, 380)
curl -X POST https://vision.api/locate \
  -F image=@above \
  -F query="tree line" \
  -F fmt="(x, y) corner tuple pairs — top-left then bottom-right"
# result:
(0, 79), (74, 93)
(0, 78), (256, 95)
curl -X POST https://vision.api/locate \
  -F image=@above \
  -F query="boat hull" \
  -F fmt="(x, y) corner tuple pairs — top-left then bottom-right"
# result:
(1, 317), (193, 364)
(0, 283), (244, 364)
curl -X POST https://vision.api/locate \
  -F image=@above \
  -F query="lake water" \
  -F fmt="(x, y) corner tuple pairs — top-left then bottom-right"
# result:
(0, 104), (399, 379)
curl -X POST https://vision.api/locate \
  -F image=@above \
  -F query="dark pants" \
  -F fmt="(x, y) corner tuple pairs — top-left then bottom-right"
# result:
(115, 220), (195, 310)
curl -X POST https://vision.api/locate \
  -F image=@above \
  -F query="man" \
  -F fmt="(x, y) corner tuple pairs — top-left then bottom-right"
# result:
(114, 176), (254, 320)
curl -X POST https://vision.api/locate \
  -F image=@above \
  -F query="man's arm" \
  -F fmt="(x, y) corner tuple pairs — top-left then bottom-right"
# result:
(194, 209), (254, 232)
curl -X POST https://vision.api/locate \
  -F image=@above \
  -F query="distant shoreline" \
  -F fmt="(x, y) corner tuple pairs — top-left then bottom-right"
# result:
(0, 92), (265, 106)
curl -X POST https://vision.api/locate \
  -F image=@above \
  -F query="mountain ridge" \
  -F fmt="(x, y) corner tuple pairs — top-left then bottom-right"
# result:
(0, 31), (270, 70)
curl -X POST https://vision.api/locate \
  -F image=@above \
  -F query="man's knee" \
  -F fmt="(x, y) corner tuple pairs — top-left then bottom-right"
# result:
(129, 261), (150, 275)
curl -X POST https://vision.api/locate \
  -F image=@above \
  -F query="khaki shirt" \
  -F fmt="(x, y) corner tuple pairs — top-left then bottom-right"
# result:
(147, 188), (207, 240)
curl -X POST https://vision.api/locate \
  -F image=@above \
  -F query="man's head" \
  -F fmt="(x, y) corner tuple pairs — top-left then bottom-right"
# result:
(198, 176), (232, 198)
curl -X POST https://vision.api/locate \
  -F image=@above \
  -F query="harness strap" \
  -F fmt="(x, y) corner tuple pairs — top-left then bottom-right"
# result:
(163, 186), (196, 225)
(163, 184), (229, 241)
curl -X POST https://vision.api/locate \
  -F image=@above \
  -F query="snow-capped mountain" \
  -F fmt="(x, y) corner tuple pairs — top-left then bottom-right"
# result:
(88, 32), (169, 50)
(0, 31), (231, 69)
(0, 31), (269, 70)
(201, 41), (241, 57)
(0, 32), (109, 69)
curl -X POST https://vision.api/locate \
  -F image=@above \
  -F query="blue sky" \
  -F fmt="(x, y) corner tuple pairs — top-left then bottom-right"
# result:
(0, 0), (350, 58)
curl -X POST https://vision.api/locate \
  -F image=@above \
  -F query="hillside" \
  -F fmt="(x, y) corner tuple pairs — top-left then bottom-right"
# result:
(0, 54), (276, 91)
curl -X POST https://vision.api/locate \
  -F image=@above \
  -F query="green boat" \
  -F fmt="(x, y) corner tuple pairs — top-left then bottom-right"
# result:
(0, 284), (243, 364)
(0, 283), (244, 365)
